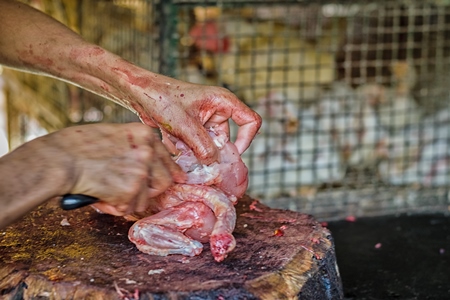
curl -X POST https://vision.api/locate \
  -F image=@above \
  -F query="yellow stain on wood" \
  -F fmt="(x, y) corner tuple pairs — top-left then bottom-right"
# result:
(1, 206), (100, 265)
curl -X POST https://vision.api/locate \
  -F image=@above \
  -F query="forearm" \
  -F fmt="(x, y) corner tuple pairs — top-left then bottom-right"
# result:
(0, 0), (87, 74)
(0, 0), (262, 164)
(0, 0), (170, 115)
(0, 138), (71, 229)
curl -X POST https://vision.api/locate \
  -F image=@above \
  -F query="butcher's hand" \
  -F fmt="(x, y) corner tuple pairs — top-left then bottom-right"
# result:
(0, 123), (186, 229)
(129, 79), (262, 165)
(0, 1), (261, 164)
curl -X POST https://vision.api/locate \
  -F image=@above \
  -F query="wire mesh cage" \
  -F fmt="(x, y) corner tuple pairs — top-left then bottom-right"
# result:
(161, 0), (450, 218)
(4, 0), (450, 219)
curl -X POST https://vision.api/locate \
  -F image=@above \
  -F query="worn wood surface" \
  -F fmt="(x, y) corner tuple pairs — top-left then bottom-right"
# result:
(0, 195), (343, 300)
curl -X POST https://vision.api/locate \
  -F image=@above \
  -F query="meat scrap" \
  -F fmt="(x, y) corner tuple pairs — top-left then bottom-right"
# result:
(128, 129), (248, 262)
(273, 228), (284, 237)
(249, 200), (264, 212)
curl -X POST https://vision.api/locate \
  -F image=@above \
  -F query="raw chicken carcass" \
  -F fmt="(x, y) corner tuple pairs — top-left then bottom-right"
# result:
(173, 129), (248, 198)
(128, 129), (247, 262)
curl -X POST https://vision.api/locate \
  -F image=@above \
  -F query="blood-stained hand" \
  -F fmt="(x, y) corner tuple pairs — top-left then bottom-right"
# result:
(125, 77), (262, 165)
(43, 123), (186, 216)
(0, 0), (261, 166)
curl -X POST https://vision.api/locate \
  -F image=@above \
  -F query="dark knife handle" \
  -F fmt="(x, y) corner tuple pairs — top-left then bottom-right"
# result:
(60, 194), (99, 210)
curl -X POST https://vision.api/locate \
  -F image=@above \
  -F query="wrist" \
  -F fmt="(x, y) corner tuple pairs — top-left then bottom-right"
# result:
(22, 134), (75, 197)
(0, 136), (74, 228)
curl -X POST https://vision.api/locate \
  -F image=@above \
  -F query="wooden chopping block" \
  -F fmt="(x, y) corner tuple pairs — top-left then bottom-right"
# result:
(0, 195), (343, 299)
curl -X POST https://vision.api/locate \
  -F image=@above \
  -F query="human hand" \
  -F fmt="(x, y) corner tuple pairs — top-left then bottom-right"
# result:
(130, 79), (262, 165)
(0, 0), (260, 166)
(43, 123), (186, 216)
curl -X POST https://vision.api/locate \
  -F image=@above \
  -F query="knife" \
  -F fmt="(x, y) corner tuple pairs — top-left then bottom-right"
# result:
(60, 194), (99, 210)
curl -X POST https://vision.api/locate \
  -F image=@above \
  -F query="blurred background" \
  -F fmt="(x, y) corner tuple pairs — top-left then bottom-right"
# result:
(2, 0), (450, 220)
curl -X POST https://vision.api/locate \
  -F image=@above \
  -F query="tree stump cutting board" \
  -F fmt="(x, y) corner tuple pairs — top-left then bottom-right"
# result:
(0, 195), (343, 299)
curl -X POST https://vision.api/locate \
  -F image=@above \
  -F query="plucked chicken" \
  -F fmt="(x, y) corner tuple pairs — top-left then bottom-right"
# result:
(128, 129), (247, 262)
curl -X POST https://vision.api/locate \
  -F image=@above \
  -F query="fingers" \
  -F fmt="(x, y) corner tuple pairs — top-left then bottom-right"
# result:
(94, 173), (150, 215)
(234, 118), (262, 154)
(133, 176), (153, 213)
(204, 103), (262, 155)
(91, 203), (127, 216)
(204, 115), (230, 139)
(201, 89), (261, 155)
(175, 119), (219, 165)
(146, 157), (172, 199)
(231, 109), (262, 154)
(129, 134), (187, 213)
(151, 136), (187, 184)
(128, 134), (183, 213)
(160, 130), (178, 155)
(78, 124), (182, 216)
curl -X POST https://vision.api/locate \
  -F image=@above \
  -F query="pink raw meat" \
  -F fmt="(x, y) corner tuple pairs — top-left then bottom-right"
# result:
(128, 129), (247, 262)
